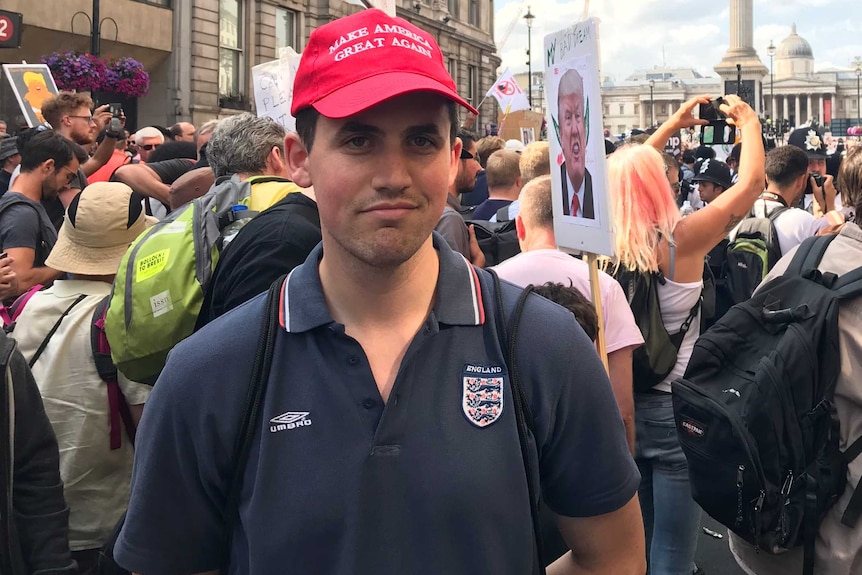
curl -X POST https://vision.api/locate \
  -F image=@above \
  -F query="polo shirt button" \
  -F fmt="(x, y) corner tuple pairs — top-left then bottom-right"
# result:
(347, 355), (360, 366)
(362, 398), (377, 409)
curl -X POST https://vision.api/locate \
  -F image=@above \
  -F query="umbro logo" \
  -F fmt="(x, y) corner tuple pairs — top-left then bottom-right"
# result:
(269, 411), (312, 433)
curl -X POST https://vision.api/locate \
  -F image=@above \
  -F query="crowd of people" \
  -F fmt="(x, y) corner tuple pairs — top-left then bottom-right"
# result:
(2, 7), (862, 575)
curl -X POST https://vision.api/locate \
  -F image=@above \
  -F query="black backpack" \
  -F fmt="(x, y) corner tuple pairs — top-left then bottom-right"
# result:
(672, 234), (862, 575)
(467, 219), (521, 266)
(725, 204), (788, 304)
(613, 265), (701, 393)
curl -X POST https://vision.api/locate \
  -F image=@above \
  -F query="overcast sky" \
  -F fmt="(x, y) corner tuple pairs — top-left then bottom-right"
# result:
(494, 0), (862, 82)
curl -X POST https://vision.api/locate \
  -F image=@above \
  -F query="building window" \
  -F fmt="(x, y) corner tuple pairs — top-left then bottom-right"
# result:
(634, 103), (640, 115)
(467, 65), (477, 102)
(140, 0), (171, 5)
(219, 0), (242, 98)
(448, 58), (457, 81)
(660, 104), (667, 115)
(617, 124), (625, 134)
(448, 0), (458, 19)
(618, 104), (624, 115)
(275, 7), (298, 53)
(603, 105), (609, 116)
(468, 0), (478, 25)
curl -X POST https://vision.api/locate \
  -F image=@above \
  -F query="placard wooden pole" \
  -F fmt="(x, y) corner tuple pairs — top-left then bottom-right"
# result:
(585, 252), (609, 373)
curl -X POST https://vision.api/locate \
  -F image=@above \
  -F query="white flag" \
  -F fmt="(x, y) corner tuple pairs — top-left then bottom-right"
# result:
(485, 68), (531, 113)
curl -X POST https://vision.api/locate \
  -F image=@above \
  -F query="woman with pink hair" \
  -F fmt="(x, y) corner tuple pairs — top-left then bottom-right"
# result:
(608, 94), (765, 575)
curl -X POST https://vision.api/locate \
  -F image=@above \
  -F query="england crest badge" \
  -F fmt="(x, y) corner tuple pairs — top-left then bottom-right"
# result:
(462, 364), (505, 428)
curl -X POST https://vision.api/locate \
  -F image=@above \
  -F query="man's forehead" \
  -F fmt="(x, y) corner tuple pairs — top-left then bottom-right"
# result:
(325, 93), (450, 130)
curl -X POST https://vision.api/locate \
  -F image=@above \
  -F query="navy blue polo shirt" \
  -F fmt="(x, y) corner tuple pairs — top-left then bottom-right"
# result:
(115, 234), (638, 575)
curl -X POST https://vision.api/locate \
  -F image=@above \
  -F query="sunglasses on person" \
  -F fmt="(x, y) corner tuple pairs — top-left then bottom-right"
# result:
(140, 143), (161, 151)
(460, 149), (475, 160)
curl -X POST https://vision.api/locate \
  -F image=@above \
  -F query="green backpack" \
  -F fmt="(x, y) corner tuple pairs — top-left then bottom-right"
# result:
(105, 175), (260, 384)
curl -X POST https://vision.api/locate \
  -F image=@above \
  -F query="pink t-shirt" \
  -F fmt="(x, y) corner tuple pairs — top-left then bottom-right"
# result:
(493, 249), (644, 353)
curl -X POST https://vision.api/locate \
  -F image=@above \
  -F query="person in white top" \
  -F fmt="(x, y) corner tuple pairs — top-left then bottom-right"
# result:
(729, 145), (834, 256)
(493, 174), (644, 452)
(13, 182), (154, 572)
(625, 94), (765, 575)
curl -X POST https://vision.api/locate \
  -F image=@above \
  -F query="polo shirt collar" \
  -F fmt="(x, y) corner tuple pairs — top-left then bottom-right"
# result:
(279, 232), (486, 333)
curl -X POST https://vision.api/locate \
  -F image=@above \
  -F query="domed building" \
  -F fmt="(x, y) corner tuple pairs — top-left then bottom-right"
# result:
(765, 24), (861, 134)
(775, 24), (814, 79)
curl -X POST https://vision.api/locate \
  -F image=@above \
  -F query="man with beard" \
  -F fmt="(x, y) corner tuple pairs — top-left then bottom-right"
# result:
(39, 93), (122, 228)
(558, 69), (594, 219)
(435, 129), (484, 264)
(0, 131), (86, 297)
(113, 10), (644, 574)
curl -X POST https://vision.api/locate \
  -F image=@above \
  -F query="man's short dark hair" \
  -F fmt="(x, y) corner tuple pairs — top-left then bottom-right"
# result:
(682, 150), (696, 164)
(296, 100), (460, 153)
(695, 145), (716, 160)
(766, 145), (808, 189)
(148, 141), (198, 163)
(169, 123), (184, 139)
(457, 129), (477, 151)
(532, 282), (598, 342)
(20, 130), (82, 172)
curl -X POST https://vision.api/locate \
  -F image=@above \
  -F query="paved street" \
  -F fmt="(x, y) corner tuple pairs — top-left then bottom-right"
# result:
(695, 515), (747, 575)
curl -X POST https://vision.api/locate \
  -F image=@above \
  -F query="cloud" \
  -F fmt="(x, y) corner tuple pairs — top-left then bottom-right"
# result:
(495, 0), (862, 81)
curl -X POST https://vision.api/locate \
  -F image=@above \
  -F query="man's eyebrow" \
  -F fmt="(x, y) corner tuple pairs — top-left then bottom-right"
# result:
(404, 123), (445, 138)
(334, 121), (384, 138)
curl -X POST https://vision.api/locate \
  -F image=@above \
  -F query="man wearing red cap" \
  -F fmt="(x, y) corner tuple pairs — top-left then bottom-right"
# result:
(115, 10), (644, 575)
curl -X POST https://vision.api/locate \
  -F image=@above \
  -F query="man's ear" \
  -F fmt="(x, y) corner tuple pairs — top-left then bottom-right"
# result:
(285, 133), (312, 188)
(515, 214), (526, 241)
(267, 146), (288, 178)
(449, 137), (463, 188)
(42, 158), (56, 174)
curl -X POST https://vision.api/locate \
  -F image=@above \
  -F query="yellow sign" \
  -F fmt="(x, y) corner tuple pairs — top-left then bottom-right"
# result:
(136, 249), (170, 282)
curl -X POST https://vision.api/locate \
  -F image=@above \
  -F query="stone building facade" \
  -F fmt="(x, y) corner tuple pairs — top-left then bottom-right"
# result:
(1, 0), (500, 132)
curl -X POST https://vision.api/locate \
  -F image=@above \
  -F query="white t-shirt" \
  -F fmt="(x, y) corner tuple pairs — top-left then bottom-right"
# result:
(492, 249), (644, 353)
(14, 280), (151, 551)
(655, 276), (703, 393)
(729, 199), (829, 257)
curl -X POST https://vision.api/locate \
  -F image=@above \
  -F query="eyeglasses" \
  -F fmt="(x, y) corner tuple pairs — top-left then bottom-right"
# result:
(68, 115), (95, 124)
(460, 149), (475, 160)
(58, 166), (77, 186)
(140, 144), (161, 151)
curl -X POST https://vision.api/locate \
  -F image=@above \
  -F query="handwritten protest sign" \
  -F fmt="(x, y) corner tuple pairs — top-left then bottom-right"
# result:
(252, 48), (301, 133)
(544, 18), (614, 258)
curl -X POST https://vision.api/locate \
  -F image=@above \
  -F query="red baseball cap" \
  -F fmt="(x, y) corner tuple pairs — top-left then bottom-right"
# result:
(291, 9), (479, 118)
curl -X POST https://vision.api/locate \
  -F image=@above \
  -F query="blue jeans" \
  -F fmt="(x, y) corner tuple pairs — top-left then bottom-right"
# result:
(635, 392), (702, 575)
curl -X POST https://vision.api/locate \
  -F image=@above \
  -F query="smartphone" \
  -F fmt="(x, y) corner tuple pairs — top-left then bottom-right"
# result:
(699, 98), (735, 145)
(107, 103), (123, 117)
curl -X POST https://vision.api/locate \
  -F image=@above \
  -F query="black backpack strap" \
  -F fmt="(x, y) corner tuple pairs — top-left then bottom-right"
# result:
(832, 266), (862, 300)
(840, 436), (862, 528)
(27, 294), (87, 369)
(496, 204), (512, 222)
(221, 275), (284, 573)
(486, 269), (546, 574)
(785, 235), (836, 277)
(766, 205), (789, 223)
(671, 296), (701, 347)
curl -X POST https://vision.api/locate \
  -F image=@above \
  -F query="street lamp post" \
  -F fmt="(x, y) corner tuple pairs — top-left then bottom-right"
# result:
(524, 7), (535, 109)
(767, 40), (776, 134)
(649, 79), (655, 128)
